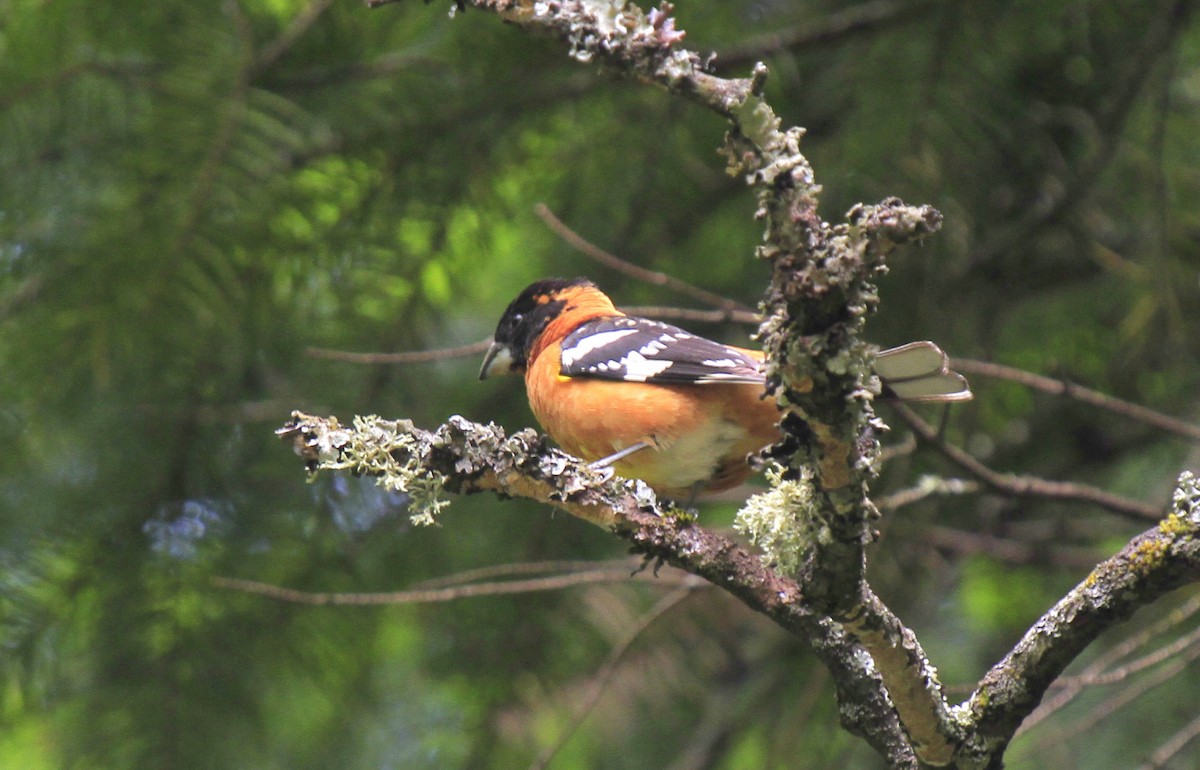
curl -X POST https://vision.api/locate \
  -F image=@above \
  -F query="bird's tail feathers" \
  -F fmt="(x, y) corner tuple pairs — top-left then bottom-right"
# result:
(876, 341), (973, 402)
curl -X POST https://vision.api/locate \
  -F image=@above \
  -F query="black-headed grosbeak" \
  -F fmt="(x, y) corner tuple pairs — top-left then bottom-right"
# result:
(480, 278), (970, 498)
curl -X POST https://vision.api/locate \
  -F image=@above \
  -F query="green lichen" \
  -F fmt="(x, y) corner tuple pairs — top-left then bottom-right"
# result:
(734, 464), (817, 575)
(1128, 537), (1170, 577)
(734, 93), (781, 151)
(663, 504), (697, 524)
(321, 414), (450, 526)
(1158, 511), (1193, 538)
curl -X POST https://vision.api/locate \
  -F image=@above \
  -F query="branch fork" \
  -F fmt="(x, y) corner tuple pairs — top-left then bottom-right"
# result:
(273, 1), (1200, 766)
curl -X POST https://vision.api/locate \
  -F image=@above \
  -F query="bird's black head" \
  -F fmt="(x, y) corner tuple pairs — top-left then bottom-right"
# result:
(479, 277), (595, 379)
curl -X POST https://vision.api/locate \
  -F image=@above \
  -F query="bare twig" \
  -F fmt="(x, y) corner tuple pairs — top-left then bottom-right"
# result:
(534, 203), (754, 315)
(1137, 711), (1200, 770)
(303, 306), (757, 367)
(253, 0), (337, 74)
(1057, 618), (1200, 688)
(719, 0), (934, 69)
(876, 476), (980, 512)
(619, 304), (761, 325)
(1020, 643), (1200, 758)
(954, 358), (1200, 441)
(305, 339), (493, 364)
(212, 567), (680, 605)
(923, 526), (1103, 569)
(961, 480), (1200, 763)
(529, 583), (702, 770)
(410, 558), (646, 589)
(1022, 591), (1200, 730)
(891, 401), (1163, 521)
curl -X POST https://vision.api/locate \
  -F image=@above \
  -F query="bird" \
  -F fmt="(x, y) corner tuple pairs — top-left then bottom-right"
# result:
(479, 277), (970, 498)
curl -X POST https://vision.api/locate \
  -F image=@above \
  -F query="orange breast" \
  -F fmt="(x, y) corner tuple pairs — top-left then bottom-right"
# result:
(524, 340), (780, 497)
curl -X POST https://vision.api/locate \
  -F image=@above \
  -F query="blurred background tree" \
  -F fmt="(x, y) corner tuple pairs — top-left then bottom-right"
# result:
(1, 0), (1197, 767)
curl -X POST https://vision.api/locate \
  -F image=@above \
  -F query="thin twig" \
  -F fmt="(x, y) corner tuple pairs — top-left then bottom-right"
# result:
(954, 358), (1200, 441)
(1019, 643), (1200, 756)
(923, 526), (1102, 569)
(890, 401), (1163, 521)
(1061, 620), (1200, 687)
(534, 203), (755, 315)
(876, 476), (980, 512)
(1137, 711), (1200, 770)
(253, 0), (336, 74)
(529, 583), (702, 770)
(303, 306), (759, 366)
(305, 339), (493, 364)
(212, 568), (692, 605)
(619, 304), (761, 325)
(411, 558), (646, 590)
(1022, 592), (1200, 731)
(719, 0), (934, 68)
(880, 432), (919, 464)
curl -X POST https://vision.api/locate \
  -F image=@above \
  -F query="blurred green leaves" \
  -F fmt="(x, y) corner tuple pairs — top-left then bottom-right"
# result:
(0, 0), (1197, 767)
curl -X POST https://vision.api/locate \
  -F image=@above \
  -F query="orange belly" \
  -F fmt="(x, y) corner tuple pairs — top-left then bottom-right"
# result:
(525, 343), (779, 497)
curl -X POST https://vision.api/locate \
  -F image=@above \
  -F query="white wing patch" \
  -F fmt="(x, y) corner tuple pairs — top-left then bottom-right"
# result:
(561, 329), (638, 368)
(615, 350), (675, 381)
(559, 316), (765, 385)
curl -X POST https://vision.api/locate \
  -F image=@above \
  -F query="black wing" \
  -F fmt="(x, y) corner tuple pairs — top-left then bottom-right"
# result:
(559, 316), (765, 385)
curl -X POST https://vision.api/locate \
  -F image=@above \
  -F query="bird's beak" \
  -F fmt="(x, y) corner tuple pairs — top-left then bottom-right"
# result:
(478, 341), (515, 380)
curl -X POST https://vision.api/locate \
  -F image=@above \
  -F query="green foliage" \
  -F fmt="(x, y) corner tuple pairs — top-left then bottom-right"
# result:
(959, 556), (1062, 637)
(1, 0), (1198, 767)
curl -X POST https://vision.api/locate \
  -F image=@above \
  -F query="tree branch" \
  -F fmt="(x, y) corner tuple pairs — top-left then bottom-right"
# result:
(891, 400), (1164, 521)
(534, 203), (755, 315)
(956, 471), (1200, 766)
(283, 2), (1200, 767)
(717, 0), (935, 70)
(953, 358), (1200, 442)
(341, 2), (955, 764)
(211, 566), (690, 605)
(276, 410), (920, 766)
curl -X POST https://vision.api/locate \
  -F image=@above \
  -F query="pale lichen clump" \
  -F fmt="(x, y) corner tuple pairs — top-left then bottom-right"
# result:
(318, 415), (451, 527)
(512, 0), (685, 64)
(734, 465), (818, 575)
(1171, 470), (1199, 522)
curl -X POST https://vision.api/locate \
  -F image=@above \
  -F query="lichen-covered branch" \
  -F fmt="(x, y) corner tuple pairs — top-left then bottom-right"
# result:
(277, 410), (920, 766)
(453, 0), (754, 120)
(277, 409), (1200, 768)
(277, 412), (649, 528)
(309, 2), (1200, 768)
(356, 0), (955, 764)
(841, 589), (960, 765)
(954, 471), (1200, 769)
